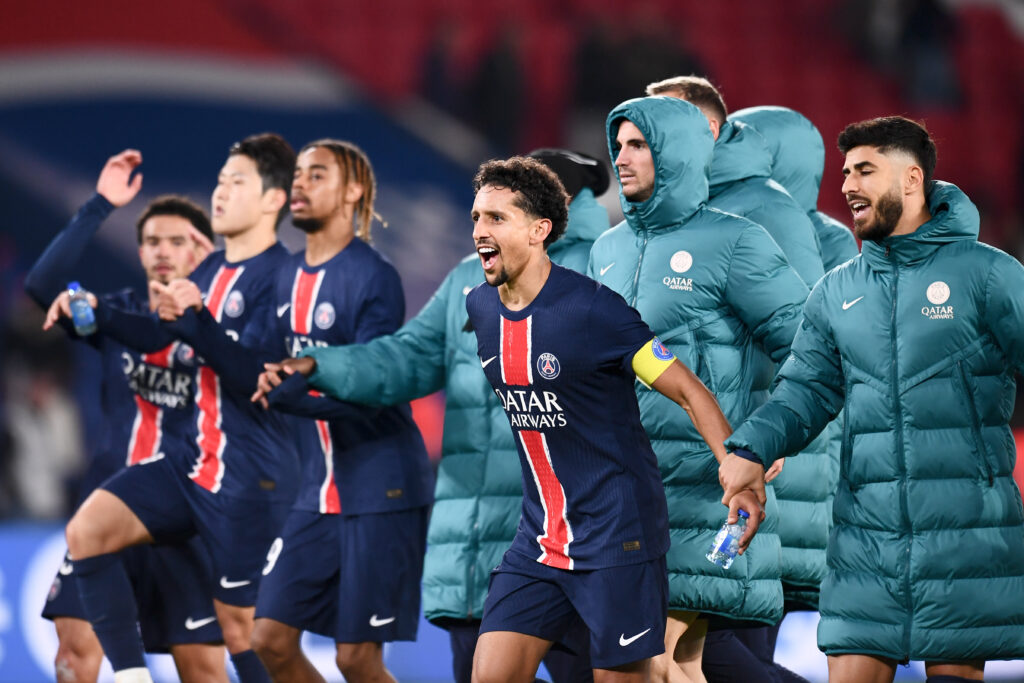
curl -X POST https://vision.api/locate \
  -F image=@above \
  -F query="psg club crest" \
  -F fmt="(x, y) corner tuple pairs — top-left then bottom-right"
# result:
(537, 352), (560, 380)
(314, 302), (336, 330)
(652, 338), (674, 361)
(224, 290), (245, 318)
(176, 343), (196, 366)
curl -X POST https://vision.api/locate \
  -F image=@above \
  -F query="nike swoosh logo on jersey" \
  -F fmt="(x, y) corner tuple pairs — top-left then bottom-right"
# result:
(619, 627), (651, 647)
(59, 560), (73, 576)
(462, 285), (473, 296)
(480, 355), (497, 369)
(185, 616), (217, 630)
(369, 614), (396, 627)
(842, 296), (864, 310)
(219, 576), (251, 589)
(277, 303), (291, 317)
(600, 262), (615, 276)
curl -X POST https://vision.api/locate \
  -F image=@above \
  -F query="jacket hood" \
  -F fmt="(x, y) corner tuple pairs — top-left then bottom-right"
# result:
(729, 106), (823, 212)
(708, 119), (774, 196)
(606, 96), (713, 233)
(861, 181), (980, 270)
(548, 188), (609, 255)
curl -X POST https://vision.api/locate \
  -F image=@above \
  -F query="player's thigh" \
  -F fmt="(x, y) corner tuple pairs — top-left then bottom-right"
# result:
(334, 507), (427, 643)
(169, 642), (229, 683)
(250, 617), (304, 661)
(473, 630), (551, 683)
(255, 511), (340, 640)
(53, 616), (102, 681)
(65, 489), (152, 557)
(827, 653), (897, 683)
(924, 660), (985, 680)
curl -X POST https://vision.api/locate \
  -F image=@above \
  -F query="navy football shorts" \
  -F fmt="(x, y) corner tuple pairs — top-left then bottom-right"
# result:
(102, 455), (290, 606)
(480, 549), (668, 669)
(255, 506), (428, 643)
(42, 538), (223, 651)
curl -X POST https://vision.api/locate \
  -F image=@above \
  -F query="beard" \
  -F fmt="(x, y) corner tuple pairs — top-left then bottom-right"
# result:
(291, 216), (326, 234)
(855, 186), (903, 242)
(485, 267), (510, 287)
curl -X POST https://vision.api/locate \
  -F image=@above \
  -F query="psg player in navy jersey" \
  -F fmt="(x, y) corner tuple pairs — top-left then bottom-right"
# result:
(56, 134), (299, 683)
(163, 139), (433, 683)
(26, 150), (227, 683)
(460, 157), (764, 682)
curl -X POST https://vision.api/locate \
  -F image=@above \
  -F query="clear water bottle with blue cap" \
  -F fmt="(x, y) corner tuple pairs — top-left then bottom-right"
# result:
(67, 281), (97, 336)
(706, 509), (749, 569)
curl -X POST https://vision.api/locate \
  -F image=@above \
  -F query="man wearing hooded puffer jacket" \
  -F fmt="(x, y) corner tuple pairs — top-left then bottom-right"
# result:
(588, 95), (809, 682)
(721, 116), (1024, 683)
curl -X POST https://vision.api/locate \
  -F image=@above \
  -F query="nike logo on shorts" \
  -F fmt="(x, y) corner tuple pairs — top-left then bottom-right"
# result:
(619, 627), (651, 647)
(219, 576), (251, 589)
(185, 616), (217, 630)
(369, 614), (396, 627)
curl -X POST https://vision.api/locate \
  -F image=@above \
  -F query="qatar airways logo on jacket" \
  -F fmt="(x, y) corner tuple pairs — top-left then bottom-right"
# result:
(921, 281), (954, 320)
(120, 354), (193, 409)
(495, 388), (567, 429)
(663, 250), (694, 291)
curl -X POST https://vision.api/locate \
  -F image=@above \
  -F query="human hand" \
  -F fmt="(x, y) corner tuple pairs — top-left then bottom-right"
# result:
(96, 149), (143, 207)
(764, 457), (785, 483)
(725, 488), (766, 554)
(250, 357), (317, 408)
(43, 290), (96, 330)
(150, 279), (203, 321)
(719, 452), (767, 508)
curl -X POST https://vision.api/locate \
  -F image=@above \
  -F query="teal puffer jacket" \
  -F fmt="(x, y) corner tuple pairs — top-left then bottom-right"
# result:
(729, 105), (858, 273)
(728, 105), (858, 608)
(727, 182), (1024, 661)
(303, 191), (608, 624)
(590, 96), (809, 623)
(707, 119), (824, 288)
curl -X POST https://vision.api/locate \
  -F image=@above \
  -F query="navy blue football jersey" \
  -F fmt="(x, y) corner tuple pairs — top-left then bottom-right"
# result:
(253, 240), (434, 515)
(181, 244), (299, 502)
(466, 264), (670, 570)
(23, 194), (198, 500)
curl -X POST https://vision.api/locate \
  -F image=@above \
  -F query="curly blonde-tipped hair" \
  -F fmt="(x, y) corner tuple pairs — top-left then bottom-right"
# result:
(300, 138), (384, 242)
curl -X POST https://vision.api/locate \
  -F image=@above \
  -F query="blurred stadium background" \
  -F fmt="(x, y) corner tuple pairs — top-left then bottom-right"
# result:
(0, 1), (1021, 680)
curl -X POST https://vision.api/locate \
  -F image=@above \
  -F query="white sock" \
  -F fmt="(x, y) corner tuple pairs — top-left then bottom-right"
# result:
(113, 667), (153, 683)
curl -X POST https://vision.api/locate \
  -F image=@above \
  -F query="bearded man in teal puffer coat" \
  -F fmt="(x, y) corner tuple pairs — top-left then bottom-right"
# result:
(279, 150), (611, 683)
(588, 95), (809, 682)
(721, 116), (1024, 683)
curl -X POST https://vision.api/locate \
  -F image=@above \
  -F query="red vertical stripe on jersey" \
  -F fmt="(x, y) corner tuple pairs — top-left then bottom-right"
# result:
(126, 344), (175, 465)
(519, 430), (573, 570)
(308, 388), (341, 514)
(291, 268), (325, 335)
(190, 266), (241, 492)
(500, 316), (533, 386)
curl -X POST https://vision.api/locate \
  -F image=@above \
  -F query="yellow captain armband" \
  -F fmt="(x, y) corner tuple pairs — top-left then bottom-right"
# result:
(632, 337), (676, 388)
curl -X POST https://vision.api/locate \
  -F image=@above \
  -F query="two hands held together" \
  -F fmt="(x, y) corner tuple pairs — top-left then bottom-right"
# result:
(718, 451), (781, 554)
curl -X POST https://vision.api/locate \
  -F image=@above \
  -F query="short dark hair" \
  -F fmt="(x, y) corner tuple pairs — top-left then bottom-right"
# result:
(228, 132), (296, 227)
(299, 138), (381, 242)
(473, 157), (569, 249)
(646, 76), (727, 126)
(837, 116), (937, 185)
(135, 195), (213, 245)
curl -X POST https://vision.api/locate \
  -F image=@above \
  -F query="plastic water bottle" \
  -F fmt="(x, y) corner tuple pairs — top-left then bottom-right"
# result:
(706, 509), (749, 569)
(67, 281), (97, 336)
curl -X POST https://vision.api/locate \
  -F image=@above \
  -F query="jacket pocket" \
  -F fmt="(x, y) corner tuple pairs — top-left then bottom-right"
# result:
(954, 361), (994, 486)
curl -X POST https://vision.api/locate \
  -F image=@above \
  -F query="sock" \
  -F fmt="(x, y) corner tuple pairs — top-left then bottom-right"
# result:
(926, 677), (983, 683)
(74, 553), (147, 671)
(231, 649), (272, 683)
(113, 668), (154, 683)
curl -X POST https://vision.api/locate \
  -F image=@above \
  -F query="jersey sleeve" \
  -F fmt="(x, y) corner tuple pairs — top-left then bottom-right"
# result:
(587, 284), (657, 369)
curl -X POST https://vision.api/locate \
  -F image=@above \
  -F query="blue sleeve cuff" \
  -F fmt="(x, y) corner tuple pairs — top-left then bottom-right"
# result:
(733, 448), (766, 469)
